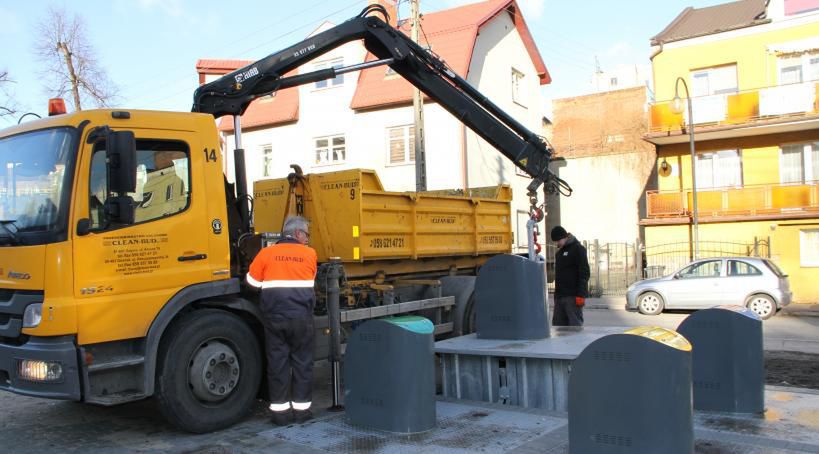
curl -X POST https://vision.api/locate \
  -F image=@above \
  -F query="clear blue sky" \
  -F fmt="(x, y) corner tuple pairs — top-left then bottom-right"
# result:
(0, 0), (727, 126)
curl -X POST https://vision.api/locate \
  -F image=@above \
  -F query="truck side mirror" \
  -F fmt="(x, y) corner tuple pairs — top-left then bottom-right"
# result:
(105, 130), (137, 224)
(106, 130), (137, 194)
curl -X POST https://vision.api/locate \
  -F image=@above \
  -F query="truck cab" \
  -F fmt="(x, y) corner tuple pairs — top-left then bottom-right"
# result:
(0, 110), (239, 421)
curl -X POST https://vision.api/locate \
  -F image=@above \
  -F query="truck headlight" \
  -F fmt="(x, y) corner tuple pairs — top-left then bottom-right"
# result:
(22, 303), (43, 328)
(17, 359), (63, 382)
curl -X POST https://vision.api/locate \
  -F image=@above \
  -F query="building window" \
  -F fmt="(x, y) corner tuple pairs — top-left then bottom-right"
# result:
(778, 52), (819, 85)
(387, 125), (415, 164)
(800, 229), (819, 267)
(511, 68), (525, 106)
(696, 150), (742, 189)
(315, 135), (346, 165)
(314, 58), (344, 89)
(780, 142), (819, 184)
(610, 77), (618, 87)
(262, 145), (273, 177)
(691, 64), (738, 96)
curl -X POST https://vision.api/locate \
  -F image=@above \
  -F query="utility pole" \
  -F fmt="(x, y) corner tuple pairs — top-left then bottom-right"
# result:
(411, 0), (427, 191)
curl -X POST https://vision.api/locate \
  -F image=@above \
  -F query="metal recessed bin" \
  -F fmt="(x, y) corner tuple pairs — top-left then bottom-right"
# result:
(569, 327), (693, 454)
(344, 316), (436, 433)
(475, 254), (549, 340)
(677, 305), (764, 413)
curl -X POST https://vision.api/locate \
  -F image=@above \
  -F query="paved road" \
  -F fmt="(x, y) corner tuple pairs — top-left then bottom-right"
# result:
(582, 305), (819, 353)
(2, 304), (818, 452)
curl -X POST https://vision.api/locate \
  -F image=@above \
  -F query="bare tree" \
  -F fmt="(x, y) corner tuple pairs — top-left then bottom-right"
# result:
(35, 7), (117, 111)
(0, 70), (17, 118)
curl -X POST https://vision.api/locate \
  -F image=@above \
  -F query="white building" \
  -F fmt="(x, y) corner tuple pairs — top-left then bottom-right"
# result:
(196, 0), (551, 251)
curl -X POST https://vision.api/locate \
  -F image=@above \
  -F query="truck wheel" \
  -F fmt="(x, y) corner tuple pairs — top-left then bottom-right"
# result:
(156, 309), (262, 433)
(463, 294), (477, 334)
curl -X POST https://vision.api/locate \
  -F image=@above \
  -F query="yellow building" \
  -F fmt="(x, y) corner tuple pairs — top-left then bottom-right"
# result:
(644, 0), (819, 303)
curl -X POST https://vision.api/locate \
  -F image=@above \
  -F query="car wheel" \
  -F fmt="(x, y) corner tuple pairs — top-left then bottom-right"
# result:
(637, 292), (664, 316)
(746, 294), (776, 320)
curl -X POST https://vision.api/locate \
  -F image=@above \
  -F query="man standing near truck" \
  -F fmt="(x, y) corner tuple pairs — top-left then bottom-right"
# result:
(550, 225), (590, 326)
(247, 216), (318, 426)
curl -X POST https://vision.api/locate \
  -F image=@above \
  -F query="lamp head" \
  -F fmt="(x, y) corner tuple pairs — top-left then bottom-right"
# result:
(671, 95), (685, 114)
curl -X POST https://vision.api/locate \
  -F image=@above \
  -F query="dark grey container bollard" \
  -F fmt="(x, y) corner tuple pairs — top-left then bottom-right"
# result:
(677, 305), (764, 413)
(475, 254), (548, 339)
(344, 316), (436, 433)
(569, 327), (693, 454)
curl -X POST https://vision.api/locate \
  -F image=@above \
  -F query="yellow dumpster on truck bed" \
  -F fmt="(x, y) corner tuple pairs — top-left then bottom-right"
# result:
(253, 169), (512, 279)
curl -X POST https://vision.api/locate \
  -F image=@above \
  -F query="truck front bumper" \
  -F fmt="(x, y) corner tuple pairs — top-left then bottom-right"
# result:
(0, 335), (81, 400)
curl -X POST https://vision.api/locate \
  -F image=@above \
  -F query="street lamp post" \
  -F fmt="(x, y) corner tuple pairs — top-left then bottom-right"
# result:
(671, 77), (699, 260)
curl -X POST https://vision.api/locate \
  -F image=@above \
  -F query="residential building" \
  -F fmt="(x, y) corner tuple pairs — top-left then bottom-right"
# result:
(549, 86), (656, 245)
(644, 0), (819, 302)
(196, 0), (550, 253)
(590, 63), (653, 94)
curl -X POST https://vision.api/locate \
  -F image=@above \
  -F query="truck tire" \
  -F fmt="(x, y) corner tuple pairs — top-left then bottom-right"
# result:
(156, 309), (262, 433)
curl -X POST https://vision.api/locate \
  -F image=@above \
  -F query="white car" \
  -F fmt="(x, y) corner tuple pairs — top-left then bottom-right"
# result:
(626, 257), (791, 320)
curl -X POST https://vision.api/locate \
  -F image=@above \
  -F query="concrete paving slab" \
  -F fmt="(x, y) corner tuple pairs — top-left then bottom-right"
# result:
(434, 326), (628, 359)
(257, 385), (819, 453)
(260, 401), (566, 453)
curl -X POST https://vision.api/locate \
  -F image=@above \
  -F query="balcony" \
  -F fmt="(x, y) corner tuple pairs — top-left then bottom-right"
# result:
(647, 82), (819, 144)
(645, 181), (819, 222)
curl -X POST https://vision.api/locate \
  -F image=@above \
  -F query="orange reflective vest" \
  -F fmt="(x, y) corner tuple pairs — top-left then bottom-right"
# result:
(247, 238), (317, 318)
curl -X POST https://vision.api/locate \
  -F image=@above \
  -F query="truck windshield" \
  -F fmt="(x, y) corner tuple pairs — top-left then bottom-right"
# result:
(0, 127), (76, 244)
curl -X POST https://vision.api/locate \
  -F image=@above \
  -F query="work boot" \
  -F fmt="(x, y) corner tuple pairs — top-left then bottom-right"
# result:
(293, 409), (313, 424)
(271, 410), (292, 427)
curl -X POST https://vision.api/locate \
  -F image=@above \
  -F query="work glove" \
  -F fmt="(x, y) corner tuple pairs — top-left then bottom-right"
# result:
(575, 297), (585, 307)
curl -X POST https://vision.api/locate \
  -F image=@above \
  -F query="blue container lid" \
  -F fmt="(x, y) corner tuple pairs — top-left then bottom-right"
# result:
(382, 316), (434, 334)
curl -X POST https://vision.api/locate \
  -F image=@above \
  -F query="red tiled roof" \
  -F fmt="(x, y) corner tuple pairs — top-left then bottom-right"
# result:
(196, 59), (253, 74)
(196, 59), (300, 132)
(197, 0), (549, 128)
(351, 0), (549, 110)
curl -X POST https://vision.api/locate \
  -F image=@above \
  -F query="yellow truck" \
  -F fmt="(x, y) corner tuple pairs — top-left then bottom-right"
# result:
(0, 5), (564, 432)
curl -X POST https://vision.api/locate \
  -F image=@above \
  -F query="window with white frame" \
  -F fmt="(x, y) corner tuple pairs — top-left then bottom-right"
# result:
(696, 150), (742, 189)
(691, 64), (738, 96)
(780, 142), (819, 184)
(315, 135), (346, 165)
(262, 145), (273, 177)
(800, 229), (819, 267)
(778, 52), (819, 84)
(387, 125), (415, 164)
(511, 68), (525, 106)
(313, 58), (344, 89)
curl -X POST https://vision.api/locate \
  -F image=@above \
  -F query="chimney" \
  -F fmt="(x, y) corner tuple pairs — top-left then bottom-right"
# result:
(370, 0), (398, 27)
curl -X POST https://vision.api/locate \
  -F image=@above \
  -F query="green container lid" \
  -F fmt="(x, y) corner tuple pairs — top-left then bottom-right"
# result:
(382, 315), (434, 334)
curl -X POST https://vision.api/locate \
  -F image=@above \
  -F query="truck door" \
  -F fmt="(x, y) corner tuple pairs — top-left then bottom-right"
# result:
(72, 129), (212, 345)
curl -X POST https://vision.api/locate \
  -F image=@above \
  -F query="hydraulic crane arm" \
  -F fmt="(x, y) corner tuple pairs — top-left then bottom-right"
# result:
(192, 4), (570, 207)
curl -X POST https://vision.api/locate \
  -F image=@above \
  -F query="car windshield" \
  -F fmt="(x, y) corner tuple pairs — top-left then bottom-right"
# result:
(0, 128), (75, 243)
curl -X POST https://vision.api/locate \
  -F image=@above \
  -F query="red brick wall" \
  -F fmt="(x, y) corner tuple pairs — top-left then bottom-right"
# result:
(552, 86), (654, 159)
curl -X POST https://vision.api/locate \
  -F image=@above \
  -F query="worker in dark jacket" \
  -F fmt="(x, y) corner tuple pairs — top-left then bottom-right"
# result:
(551, 226), (590, 326)
(247, 215), (318, 426)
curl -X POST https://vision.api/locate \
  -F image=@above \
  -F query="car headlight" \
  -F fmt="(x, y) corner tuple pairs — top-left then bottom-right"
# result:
(23, 303), (43, 328)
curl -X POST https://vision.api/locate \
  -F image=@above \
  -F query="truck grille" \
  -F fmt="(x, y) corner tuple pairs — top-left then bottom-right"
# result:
(0, 289), (43, 343)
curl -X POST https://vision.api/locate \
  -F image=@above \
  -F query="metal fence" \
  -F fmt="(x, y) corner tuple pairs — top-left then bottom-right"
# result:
(643, 237), (770, 281)
(545, 237), (770, 297)
(545, 240), (642, 297)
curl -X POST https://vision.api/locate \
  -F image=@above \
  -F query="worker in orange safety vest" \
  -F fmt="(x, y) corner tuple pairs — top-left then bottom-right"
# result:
(247, 215), (318, 426)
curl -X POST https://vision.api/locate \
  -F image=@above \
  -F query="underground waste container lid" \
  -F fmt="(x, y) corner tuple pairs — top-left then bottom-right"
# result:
(382, 316), (434, 334)
(624, 326), (692, 351)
